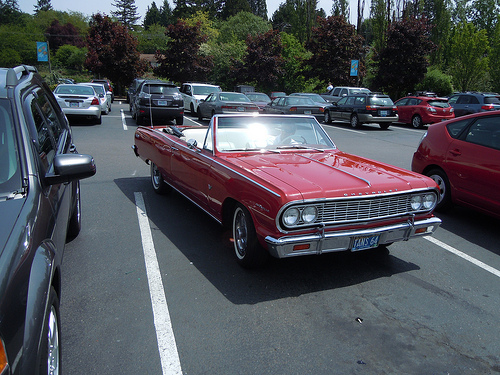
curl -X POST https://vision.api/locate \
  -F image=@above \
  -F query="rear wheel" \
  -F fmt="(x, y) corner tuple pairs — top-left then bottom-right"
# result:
(324, 110), (331, 124)
(412, 115), (423, 128)
(95, 115), (102, 125)
(197, 109), (203, 121)
(233, 204), (268, 268)
(426, 168), (451, 210)
(190, 103), (195, 114)
(151, 162), (171, 195)
(136, 115), (143, 125)
(176, 116), (184, 125)
(350, 114), (360, 128)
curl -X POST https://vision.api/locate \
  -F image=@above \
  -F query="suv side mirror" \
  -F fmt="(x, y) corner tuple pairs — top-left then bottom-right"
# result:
(45, 154), (96, 185)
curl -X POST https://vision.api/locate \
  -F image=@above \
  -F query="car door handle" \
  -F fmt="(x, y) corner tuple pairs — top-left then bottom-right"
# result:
(171, 146), (179, 151)
(449, 149), (461, 156)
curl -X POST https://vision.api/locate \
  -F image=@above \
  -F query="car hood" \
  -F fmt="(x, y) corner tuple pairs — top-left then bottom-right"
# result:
(0, 198), (25, 256)
(223, 150), (436, 200)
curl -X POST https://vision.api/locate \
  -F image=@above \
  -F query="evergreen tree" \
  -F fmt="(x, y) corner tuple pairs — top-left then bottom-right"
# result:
(159, 0), (174, 26)
(34, 0), (52, 13)
(112, 0), (140, 29)
(332, 0), (350, 20)
(144, 2), (162, 29)
(0, 0), (22, 24)
(248, 0), (267, 19)
(220, 0), (252, 20)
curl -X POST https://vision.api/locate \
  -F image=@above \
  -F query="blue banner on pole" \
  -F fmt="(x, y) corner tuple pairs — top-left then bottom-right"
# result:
(37, 42), (49, 62)
(350, 60), (359, 77)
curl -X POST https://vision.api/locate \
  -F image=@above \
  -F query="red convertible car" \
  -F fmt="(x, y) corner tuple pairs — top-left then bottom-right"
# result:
(133, 114), (441, 267)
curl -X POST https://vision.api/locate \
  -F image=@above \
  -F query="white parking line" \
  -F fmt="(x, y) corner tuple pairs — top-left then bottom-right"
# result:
(425, 236), (500, 278)
(134, 192), (182, 374)
(121, 109), (127, 130)
(325, 124), (366, 134)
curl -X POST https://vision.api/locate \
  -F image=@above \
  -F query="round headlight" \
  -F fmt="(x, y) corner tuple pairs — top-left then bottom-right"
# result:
(423, 194), (436, 209)
(410, 195), (423, 210)
(283, 208), (300, 226)
(302, 206), (318, 223)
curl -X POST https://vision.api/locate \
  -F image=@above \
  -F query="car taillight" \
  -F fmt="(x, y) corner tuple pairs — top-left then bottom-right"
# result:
(481, 104), (495, 110)
(366, 106), (378, 111)
(290, 107), (297, 111)
(91, 97), (99, 105)
(319, 107), (325, 113)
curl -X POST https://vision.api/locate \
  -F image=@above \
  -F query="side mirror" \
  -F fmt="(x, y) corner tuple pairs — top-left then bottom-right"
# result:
(187, 139), (198, 149)
(45, 154), (96, 185)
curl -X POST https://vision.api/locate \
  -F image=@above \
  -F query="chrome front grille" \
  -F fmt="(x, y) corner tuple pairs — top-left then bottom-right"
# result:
(319, 194), (411, 224)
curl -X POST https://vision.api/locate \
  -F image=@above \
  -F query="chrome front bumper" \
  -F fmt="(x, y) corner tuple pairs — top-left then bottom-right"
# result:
(265, 217), (442, 258)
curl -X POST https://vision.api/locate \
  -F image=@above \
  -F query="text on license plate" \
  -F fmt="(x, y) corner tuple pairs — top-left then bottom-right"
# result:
(157, 100), (169, 106)
(237, 107), (245, 111)
(304, 110), (312, 114)
(351, 235), (380, 251)
(379, 110), (388, 116)
(70, 102), (79, 108)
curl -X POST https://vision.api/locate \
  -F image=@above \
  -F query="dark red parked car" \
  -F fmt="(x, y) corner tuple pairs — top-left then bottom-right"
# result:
(395, 95), (455, 128)
(412, 111), (500, 218)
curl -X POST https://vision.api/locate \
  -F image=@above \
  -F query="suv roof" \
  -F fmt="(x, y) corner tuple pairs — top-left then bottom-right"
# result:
(0, 65), (39, 98)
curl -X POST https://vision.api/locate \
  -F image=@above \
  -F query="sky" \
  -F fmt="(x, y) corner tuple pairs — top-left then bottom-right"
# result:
(16, 0), (367, 25)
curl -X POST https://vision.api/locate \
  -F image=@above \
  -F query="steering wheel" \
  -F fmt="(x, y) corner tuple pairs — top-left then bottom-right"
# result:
(280, 135), (307, 145)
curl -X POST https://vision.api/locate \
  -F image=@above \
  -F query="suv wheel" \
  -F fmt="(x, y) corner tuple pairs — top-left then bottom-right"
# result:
(350, 114), (359, 128)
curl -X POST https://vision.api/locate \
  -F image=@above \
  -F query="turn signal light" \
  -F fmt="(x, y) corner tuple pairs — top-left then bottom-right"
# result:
(0, 339), (8, 374)
(293, 244), (310, 251)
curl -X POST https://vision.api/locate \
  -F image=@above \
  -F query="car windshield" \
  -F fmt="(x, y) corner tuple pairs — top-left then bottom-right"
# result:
(370, 97), (394, 106)
(0, 99), (22, 197)
(350, 88), (371, 94)
(246, 93), (271, 102)
(214, 116), (336, 152)
(55, 85), (95, 96)
(143, 84), (178, 95)
(219, 93), (251, 102)
(89, 85), (105, 95)
(427, 99), (450, 108)
(193, 86), (221, 95)
(287, 97), (316, 106)
(484, 96), (500, 104)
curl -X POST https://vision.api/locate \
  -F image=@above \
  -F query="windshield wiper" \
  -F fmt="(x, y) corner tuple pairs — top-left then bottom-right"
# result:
(275, 145), (324, 152)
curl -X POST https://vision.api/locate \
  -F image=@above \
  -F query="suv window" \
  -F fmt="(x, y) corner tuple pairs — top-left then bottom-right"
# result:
(142, 84), (178, 95)
(0, 99), (21, 190)
(369, 96), (393, 106)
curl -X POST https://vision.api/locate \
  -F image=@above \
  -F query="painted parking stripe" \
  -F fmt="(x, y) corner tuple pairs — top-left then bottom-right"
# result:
(121, 109), (127, 130)
(426, 236), (500, 278)
(134, 192), (182, 374)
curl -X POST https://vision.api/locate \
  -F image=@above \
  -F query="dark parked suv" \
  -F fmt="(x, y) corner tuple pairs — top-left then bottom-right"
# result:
(324, 92), (398, 129)
(447, 92), (500, 117)
(0, 65), (96, 374)
(131, 80), (184, 125)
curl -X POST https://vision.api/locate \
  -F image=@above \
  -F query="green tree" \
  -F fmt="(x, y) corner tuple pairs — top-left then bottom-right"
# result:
(159, 0), (174, 26)
(0, 0), (24, 25)
(332, 0), (350, 19)
(0, 22), (41, 66)
(305, 15), (366, 89)
(448, 22), (490, 91)
(85, 13), (146, 93)
(231, 29), (285, 93)
(54, 44), (87, 70)
(369, 0), (388, 53)
(112, 0), (140, 29)
(34, 0), (52, 13)
(373, 17), (435, 98)
(217, 11), (271, 44)
(490, 18), (500, 92)
(154, 20), (213, 82)
(248, 0), (267, 19)
(144, 2), (162, 29)
(470, 0), (499, 39)
(220, 0), (252, 20)
(135, 23), (169, 53)
(271, 0), (322, 42)
(280, 32), (316, 93)
(423, 0), (452, 66)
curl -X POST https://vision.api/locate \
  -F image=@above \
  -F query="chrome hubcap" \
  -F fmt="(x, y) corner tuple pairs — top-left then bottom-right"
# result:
(47, 306), (60, 375)
(234, 209), (248, 258)
(431, 174), (445, 203)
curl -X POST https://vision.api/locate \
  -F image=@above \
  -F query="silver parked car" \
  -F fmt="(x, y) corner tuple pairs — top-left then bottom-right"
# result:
(197, 91), (259, 120)
(53, 84), (102, 124)
(84, 82), (112, 115)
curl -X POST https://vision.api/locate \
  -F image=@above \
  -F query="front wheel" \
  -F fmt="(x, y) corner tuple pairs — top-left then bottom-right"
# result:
(350, 114), (360, 128)
(233, 204), (267, 268)
(66, 181), (81, 241)
(151, 162), (171, 195)
(426, 168), (451, 210)
(412, 115), (423, 128)
(39, 287), (61, 375)
(324, 110), (331, 124)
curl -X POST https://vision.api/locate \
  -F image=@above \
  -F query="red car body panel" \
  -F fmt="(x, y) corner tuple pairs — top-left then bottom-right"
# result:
(412, 111), (500, 218)
(134, 115), (441, 259)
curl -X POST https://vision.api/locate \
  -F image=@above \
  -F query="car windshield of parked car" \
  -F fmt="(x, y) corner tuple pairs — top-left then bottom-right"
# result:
(287, 97), (316, 106)
(219, 93), (251, 102)
(87, 84), (105, 96)
(55, 85), (95, 96)
(193, 86), (221, 95)
(427, 99), (450, 108)
(143, 84), (178, 95)
(0, 100), (22, 196)
(350, 88), (371, 95)
(246, 93), (271, 102)
(484, 96), (500, 104)
(214, 116), (336, 152)
(370, 97), (394, 106)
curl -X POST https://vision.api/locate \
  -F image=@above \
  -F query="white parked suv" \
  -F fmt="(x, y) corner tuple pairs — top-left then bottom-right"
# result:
(180, 82), (221, 114)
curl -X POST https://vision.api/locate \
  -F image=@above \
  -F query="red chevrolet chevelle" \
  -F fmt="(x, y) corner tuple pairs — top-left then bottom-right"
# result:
(133, 114), (441, 267)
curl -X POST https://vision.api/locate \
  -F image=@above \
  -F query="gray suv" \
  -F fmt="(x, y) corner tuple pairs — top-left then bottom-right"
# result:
(0, 65), (96, 374)
(448, 92), (500, 117)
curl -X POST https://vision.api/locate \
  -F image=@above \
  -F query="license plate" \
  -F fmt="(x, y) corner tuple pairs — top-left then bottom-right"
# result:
(238, 107), (245, 112)
(304, 110), (312, 114)
(379, 110), (388, 116)
(157, 100), (169, 106)
(351, 235), (380, 251)
(70, 102), (79, 108)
